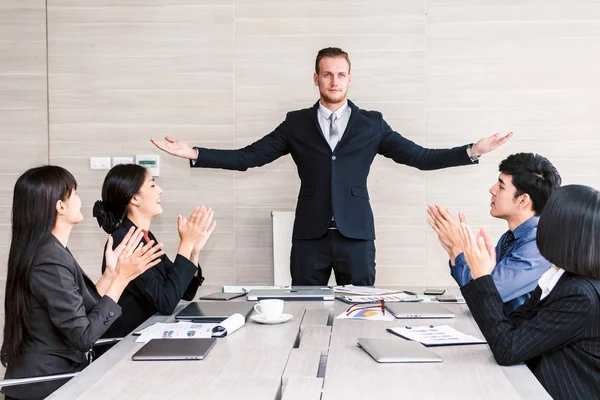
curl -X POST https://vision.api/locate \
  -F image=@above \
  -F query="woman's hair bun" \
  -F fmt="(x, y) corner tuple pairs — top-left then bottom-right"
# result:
(93, 200), (121, 234)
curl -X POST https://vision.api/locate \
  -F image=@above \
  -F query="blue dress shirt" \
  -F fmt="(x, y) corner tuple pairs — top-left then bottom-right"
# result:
(450, 216), (551, 313)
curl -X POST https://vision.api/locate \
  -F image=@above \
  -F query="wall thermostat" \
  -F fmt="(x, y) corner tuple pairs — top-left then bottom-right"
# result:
(136, 155), (160, 176)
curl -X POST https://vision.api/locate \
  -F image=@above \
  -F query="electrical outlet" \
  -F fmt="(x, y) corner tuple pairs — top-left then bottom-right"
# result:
(90, 157), (111, 170)
(112, 156), (134, 166)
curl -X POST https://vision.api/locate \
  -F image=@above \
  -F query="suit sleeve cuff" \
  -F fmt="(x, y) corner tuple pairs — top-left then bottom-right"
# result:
(189, 147), (200, 167)
(174, 254), (199, 275)
(98, 295), (123, 325)
(461, 274), (497, 300)
(195, 264), (205, 284)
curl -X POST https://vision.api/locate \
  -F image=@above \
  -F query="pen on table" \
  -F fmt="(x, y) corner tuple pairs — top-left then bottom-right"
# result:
(402, 290), (417, 296)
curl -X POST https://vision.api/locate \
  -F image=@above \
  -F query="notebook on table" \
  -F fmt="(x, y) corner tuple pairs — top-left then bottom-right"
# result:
(175, 301), (255, 322)
(385, 303), (455, 319)
(357, 338), (443, 363)
(246, 287), (334, 301)
(132, 338), (217, 361)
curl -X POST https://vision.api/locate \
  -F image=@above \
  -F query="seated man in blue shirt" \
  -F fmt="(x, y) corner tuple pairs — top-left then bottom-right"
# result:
(428, 152), (561, 312)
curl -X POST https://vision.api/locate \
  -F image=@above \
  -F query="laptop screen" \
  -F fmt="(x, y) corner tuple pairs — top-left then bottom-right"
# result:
(246, 287), (334, 301)
(175, 302), (255, 322)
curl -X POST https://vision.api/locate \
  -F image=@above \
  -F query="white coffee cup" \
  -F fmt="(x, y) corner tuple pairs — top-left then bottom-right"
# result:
(253, 299), (284, 320)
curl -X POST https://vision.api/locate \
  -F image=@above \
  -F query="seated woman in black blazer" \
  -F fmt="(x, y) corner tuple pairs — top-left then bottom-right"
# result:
(458, 184), (600, 400)
(93, 164), (216, 338)
(1, 166), (163, 400)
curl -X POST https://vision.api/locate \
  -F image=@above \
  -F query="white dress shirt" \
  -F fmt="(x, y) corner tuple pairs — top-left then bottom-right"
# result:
(317, 101), (351, 151)
(538, 266), (566, 300)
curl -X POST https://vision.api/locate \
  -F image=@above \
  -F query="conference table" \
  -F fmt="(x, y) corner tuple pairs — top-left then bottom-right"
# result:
(48, 286), (551, 400)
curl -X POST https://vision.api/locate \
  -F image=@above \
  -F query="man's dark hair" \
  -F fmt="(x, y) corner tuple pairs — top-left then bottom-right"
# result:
(315, 47), (351, 74)
(498, 153), (561, 215)
(537, 185), (600, 279)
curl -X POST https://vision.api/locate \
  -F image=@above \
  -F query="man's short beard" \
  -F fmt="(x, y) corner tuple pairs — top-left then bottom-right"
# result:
(319, 89), (346, 104)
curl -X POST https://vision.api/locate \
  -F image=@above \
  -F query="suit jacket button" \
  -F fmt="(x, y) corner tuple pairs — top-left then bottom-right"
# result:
(109, 311), (115, 316)
(332, 156), (336, 160)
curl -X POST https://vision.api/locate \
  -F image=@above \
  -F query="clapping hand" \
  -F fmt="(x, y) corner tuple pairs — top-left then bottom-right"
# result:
(178, 206), (217, 251)
(113, 228), (164, 281)
(427, 205), (464, 263)
(104, 227), (143, 277)
(457, 216), (496, 279)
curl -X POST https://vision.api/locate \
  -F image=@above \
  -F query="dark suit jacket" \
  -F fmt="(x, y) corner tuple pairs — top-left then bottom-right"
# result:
(462, 273), (600, 400)
(100, 218), (204, 338)
(2, 235), (122, 400)
(192, 100), (474, 240)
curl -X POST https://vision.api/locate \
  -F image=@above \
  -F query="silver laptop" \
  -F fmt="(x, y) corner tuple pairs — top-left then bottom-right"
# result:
(385, 303), (455, 319)
(132, 338), (217, 361)
(246, 287), (334, 301)
(357, 338), (442, 363)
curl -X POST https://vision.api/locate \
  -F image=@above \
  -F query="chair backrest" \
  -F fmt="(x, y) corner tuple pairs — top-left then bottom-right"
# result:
(271, 211), (335, 285)
(272, 211), (294, 285)
(0, 337), (123, 388)
(0, 372), (77, 388)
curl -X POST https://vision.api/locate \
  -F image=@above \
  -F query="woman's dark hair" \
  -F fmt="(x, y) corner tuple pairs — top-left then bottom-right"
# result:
(499, 153), (561, 215)
(93, 164), (147, 234)
(537, 185), (600, 279)
(1, 166), (77, 366)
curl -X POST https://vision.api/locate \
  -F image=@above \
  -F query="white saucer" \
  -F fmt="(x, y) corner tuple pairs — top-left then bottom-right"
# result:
(251, 313), (293, 325)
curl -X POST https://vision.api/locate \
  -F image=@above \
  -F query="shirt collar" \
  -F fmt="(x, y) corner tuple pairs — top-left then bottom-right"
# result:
(512, 215), (539, 239)
(318, 100), (349, 120)
(121, 218), (151, 241)
(122, 217), (136, 230)
(538, 266), (565, 300)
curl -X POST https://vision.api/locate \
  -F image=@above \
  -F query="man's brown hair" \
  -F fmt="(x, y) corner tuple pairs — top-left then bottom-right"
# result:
(315, 47), (351, 74)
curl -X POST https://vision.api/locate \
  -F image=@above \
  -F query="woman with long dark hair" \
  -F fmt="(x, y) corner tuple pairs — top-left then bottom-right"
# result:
(458, 184), (600, 400)
(93, 164), (215, 338)
(1, 166), (164, 400)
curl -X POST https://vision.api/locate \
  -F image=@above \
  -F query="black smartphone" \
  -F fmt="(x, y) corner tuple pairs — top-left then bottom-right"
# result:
(436, 294), (457, 302)
(424, 288), (446, 296)
(198, 292), (246, 301)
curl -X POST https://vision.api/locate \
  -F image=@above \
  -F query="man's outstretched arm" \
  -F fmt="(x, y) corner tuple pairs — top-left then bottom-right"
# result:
(152, 121), (290, 171)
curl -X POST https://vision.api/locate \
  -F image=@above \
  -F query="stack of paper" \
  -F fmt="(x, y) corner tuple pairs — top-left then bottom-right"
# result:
(135, 314), (247, 343)
(336, 293), (420, 303)
(333, 285), (403, 296)
(135, 322), (214, 343)
(387, 325), (486, 346)
(334, 285), (420, 303)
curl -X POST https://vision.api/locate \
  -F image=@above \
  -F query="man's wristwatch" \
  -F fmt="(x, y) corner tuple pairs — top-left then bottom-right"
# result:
(469, 143), (480, 162)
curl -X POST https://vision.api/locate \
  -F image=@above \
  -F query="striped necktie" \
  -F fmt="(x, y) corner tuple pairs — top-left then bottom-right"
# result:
(499, 231), (515, 260)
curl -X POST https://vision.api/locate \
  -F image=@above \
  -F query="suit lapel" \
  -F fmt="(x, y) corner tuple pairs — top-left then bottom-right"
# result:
(309, 101), (332, 150)
(308, 99), (360, 151)
(334, 100), (360, 150)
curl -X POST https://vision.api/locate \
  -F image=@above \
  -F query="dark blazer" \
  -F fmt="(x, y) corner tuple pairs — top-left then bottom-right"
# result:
(461, 273), (600, 400)
(2, 235), (122, 400)
(192, 100), (474, 240)
(100, 218), (204, 338)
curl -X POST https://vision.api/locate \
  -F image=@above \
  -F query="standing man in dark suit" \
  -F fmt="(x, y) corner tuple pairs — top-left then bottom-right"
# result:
(152, 47), (512, 286)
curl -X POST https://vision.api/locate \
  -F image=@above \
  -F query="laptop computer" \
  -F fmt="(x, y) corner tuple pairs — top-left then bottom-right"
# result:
(385, 303), (455, 319)
(132, 338), (217, 361)
(175, 301), (255, 322)
(246, 287), (334, 301)
(357, 338), (442, 363)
